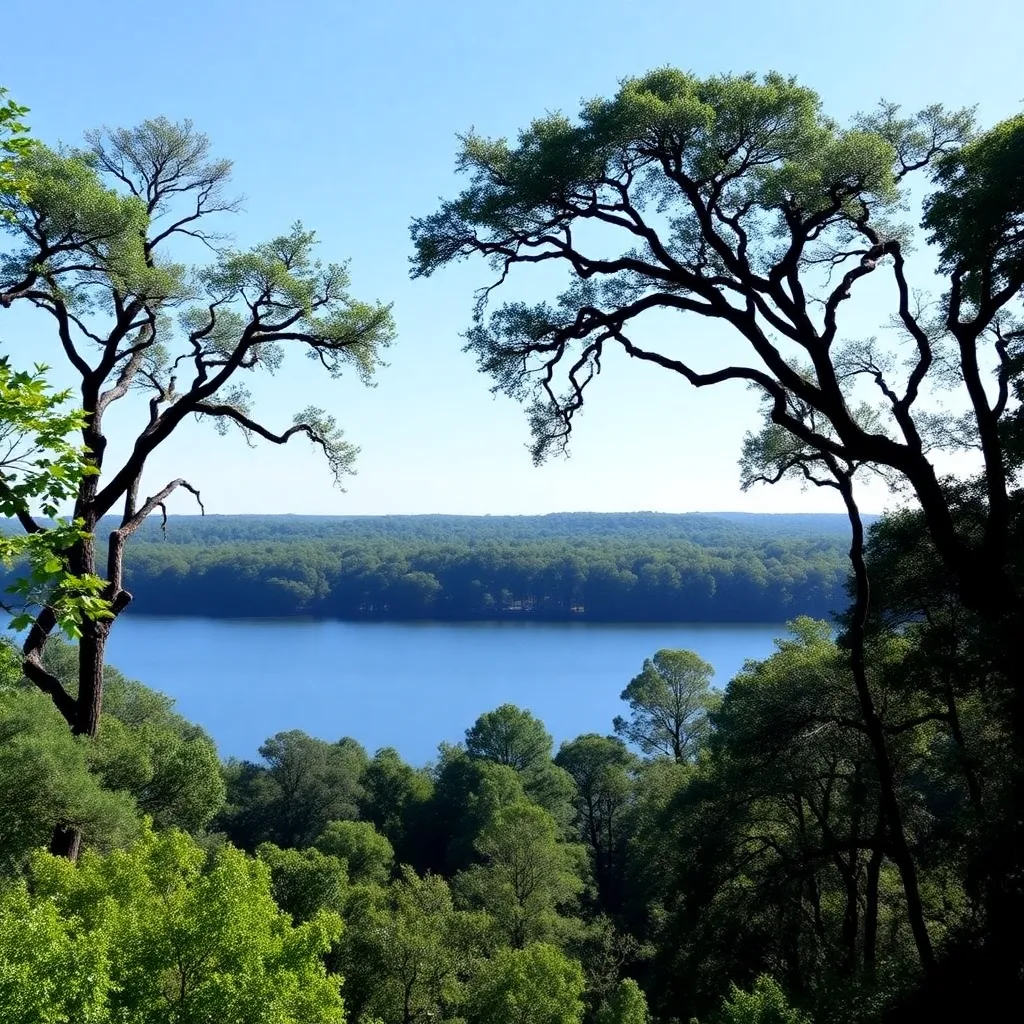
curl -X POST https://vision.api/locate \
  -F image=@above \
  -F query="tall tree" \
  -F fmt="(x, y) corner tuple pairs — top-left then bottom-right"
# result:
(614, 649), (717, 763)
(410, 70), (1024, 748)
(412, 70), (1024, 990)
(555, 734), (637, 911)
(467, 704), (577, 827)
(0, 117), (395, 857)
(466, 704), (554, 772)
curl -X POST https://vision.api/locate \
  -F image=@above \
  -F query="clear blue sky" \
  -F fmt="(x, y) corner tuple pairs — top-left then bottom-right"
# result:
(2, 0), (1020, 516)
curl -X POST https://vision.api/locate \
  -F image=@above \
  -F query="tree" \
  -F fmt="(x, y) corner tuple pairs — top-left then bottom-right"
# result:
(455, 801), (585, 948)
(0, 116), (395, 857)
(0, 824), (345, 1023)
(0, 684), (137, 872)
(466, 705), (578, 827)
(467, 704), (554, 772)
(614, 649), (718, 762)
(411, 70), (1024, 759)
(357, 747), (434, 865)
(1, 93), (111, 641)
(428, 745), (531, 874)
(555, 734), (637, 911)
(466, 943), (586, 1024)
(595, 978), (651, 1024)
(0, 881), (110, 1023)
(218, 730), (366, 850)
(315, 819), (395, 887)
(257, 842), (350, 924)
(36, 637), (226, 834)
(740, 405), (936, 972)
(710, 975), (810, 1024)
(339, 866), (487, 1024)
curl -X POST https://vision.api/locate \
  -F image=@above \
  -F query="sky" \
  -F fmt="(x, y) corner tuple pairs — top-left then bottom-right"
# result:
(1, 0), (1021, 518)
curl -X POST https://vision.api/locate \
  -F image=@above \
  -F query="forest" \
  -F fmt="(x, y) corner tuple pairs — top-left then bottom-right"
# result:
(13, 512), (851, 622)
(1, 55), (1023, 1024)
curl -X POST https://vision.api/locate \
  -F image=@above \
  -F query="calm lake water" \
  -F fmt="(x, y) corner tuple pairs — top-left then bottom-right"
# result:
(104, 617), (789, 765)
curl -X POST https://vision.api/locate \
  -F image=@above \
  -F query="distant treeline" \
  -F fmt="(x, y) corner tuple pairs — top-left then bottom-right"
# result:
(19, 512), (855, 622)
(3, 512), (859, 621)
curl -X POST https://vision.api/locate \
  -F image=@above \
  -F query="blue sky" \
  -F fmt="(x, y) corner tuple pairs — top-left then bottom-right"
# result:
(2, 0), (1020, 517)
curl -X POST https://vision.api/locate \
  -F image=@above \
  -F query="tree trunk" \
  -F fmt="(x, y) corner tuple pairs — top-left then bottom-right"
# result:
(76, 618), (109, 738)
(864, 809), (885, 974)
(49, 826), (82, 860)
(839, 764), (864, 977)
(837, 472), (935, 976)
(47, 527), (111, 859)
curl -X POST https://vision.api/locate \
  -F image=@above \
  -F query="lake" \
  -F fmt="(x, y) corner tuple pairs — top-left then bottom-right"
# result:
(104, 617), (789, 765)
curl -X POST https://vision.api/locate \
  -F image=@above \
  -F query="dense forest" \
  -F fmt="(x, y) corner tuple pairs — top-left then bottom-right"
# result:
(51, 513), (855, 622)
(2, 56), (1023, 1024)
(0, 509), (1010, 1024)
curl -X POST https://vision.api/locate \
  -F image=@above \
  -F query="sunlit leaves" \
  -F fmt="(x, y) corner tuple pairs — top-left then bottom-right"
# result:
(0, 89), (34, 215)
(466, 942), (586, 1024)
(613, 649), (718, 762)
(1, 825), (346, 1023)
(0, 358), (111, 637)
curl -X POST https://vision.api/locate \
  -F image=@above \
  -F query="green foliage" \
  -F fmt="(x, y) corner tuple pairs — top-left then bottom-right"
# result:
(614, 649), (718, 762)
(357, 747), (434, 862)
(0, 882), (110, 1024)
(924, 114), (1024, 302)
(456, 801), (585, 948)
(710, 975), (810, 1024)
(38, 637), (226, 834)
(466, 704), (577, 825)
(0, 88), (34, 211)
(466, 943), (586, 1024)
(0, 825), (344, 1023)
(315, 819), (395, 887)
(0, 682), (138, 869)
(257, 842), (349, 923)
(555, 735), (637, 910)
(467, 703), (554, 772)
(0, 359), (110, 638)
(339, 865), (487, 1024)
(596, 978), (651, 1024)
(218, 730), (366, 849)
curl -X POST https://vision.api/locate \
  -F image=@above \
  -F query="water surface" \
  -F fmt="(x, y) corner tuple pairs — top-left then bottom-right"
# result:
(106, 617), (788, 764)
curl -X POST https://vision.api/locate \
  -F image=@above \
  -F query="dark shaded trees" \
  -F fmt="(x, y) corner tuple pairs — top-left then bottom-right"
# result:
(0, 116), (395, 857)
(555, 734), (637, 913)
(455, 801), (586, 949)
(217, 731), (366, 850)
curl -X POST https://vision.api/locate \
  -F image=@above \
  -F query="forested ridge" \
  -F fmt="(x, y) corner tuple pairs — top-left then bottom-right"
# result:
(53, 513), (858, 621)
